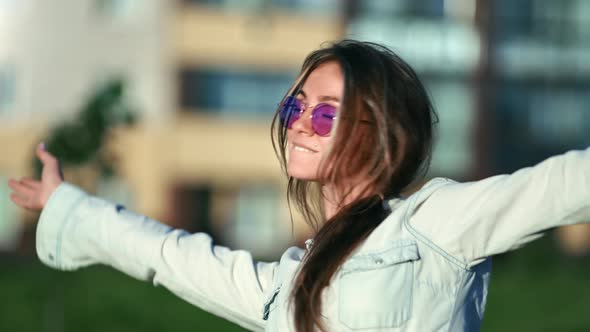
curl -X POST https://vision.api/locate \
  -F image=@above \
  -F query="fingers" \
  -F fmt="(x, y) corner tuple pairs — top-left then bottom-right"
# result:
(9, 192), (37, 211)
(9, 192), (28, 208)
(8, 178), (37, 197)
(35, 142), (64, 181)
(36, 142), (58, 167)
(7, 143), (63, 212)
(8, 177), (44, 211)
(20, 178), (41, 190)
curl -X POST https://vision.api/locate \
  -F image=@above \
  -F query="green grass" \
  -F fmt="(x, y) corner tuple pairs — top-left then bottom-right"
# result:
(0, 235), (588, 332)
(481, 236), (590, 332)
(0, 261), (247, 332)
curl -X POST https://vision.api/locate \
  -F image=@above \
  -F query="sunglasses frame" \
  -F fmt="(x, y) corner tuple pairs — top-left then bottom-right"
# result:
(279, 96), (338, 137)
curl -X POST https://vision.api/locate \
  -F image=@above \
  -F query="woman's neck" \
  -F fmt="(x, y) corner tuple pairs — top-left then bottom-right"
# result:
(321, 185), (341, 220)
(321, 182), (374, 220)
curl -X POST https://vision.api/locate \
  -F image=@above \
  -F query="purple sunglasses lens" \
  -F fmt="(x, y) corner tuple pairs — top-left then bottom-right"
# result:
(279, 96), (301, 128)
(312, 104), (336, 136)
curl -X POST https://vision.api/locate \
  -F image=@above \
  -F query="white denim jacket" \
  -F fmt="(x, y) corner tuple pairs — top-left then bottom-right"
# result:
(36, 148), (590, 331)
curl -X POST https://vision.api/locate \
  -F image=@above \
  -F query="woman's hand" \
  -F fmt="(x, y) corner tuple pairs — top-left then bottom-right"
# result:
(8, 143), (64, 212)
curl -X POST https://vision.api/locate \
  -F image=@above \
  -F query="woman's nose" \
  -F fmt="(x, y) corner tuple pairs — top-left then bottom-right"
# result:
(290, 108), (314, 135)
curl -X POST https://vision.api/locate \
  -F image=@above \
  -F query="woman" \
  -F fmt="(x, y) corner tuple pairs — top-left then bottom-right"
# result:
(8, 40), (590, 332)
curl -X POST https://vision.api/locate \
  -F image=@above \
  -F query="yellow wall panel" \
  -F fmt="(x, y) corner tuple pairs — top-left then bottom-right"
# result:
(173, 6), (342, 69)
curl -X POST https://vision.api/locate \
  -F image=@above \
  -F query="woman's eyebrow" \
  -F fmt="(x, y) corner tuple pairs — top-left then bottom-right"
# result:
(297, 90), (340, 103)
(318, 95), (340, 103)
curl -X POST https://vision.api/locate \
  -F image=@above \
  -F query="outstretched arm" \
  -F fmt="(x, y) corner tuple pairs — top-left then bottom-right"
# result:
(8, 144), (277, 331)
(410, 147), (590, 267)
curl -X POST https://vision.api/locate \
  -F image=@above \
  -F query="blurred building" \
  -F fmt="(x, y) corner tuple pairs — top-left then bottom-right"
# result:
(345, 0), (481, 178)
(0, 0), (340, 256)
(485, 0), (590, 255)
(1, 0), (588, 256)
(0, 0), (171, 249)
(486, 0), (590, 172)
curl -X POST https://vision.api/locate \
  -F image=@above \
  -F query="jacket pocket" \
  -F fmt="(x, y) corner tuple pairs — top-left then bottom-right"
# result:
(338, 242), (420, 329)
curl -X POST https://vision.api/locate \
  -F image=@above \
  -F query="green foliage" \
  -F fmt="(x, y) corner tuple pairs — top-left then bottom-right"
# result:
(33, 79), (137, 177)
(0, 262), (247, 332)
(482, 236), (590, 332)
(1, 236), (588, 332)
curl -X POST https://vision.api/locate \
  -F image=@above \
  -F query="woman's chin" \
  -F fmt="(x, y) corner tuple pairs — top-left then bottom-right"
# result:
(287, 166), (319, 181)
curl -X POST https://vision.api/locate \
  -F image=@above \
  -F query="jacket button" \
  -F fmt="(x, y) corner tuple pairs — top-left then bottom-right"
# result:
(374, 258), (384, 265)
(48, 254), (54, 261)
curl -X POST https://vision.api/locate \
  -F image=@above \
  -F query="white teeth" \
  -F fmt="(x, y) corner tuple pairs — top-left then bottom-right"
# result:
(293, 145), (313, 153)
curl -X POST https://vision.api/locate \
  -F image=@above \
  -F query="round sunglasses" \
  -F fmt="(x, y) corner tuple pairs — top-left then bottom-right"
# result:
(279, 96), (337, 136)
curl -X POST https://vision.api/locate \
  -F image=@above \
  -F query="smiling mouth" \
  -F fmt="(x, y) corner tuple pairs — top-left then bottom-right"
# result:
(291, 143), (317, 153)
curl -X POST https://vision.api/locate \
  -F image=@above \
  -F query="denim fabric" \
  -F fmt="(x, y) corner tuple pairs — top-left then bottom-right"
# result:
(36, 148), (590, 331)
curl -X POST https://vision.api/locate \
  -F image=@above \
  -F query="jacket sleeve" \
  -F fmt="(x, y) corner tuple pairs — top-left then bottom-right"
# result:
(36, 182), (278, 331)
(409, 147), (590, 267)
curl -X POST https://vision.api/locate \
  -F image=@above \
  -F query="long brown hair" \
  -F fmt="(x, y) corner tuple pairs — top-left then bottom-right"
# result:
(270, 40), (437, 332)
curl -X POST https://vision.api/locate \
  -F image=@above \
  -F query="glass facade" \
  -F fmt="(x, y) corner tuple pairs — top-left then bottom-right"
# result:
(0, 64), (16, 115)
(0, 175), (22, 250)
(345, 0), (480, 177)
(489, 0), (590, 173)
(95, 0), (135, 17)
(179, 68), (295, 119)
(225, 184), (290, 257)
(183, 0), (341, 17)
(174, 1), (338, 252)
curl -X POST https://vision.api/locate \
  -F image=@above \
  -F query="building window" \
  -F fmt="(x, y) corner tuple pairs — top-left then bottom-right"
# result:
(95, 0), (135, 18)
(0, 65), (16, 115)
(179, 68), (295, 119)
(0, 174), (22, 250)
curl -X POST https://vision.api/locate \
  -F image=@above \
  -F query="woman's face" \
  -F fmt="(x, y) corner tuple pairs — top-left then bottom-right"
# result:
(287, 61), (344, 181)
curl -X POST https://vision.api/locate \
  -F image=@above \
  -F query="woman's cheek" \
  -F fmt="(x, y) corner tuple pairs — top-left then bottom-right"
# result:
(287, 155), (321, 180)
